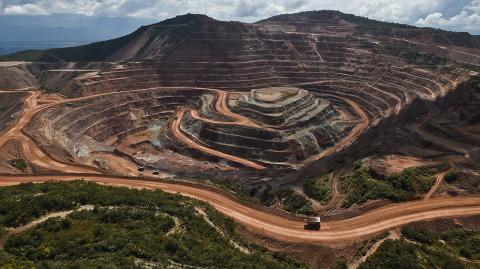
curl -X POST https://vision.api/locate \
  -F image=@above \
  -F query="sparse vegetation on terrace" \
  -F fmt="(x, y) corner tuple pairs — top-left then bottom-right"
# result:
(8, 158), (27, 171)
(341, 167), (436, 208)
(376, 41), (449, 67)
(303, 174), (331, 203)
(276, 189), (315, 216)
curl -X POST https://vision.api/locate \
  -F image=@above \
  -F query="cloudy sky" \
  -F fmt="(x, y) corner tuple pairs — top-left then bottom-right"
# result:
(0, 0), (479, 34)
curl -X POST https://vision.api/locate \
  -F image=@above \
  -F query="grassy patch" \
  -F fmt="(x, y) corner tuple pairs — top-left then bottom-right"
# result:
(341, 167), (435, 208)
(402, 227), (438, 244)
(460, 63), (480, 73)
(39, 86), (60, 94)
(0, 181), (304, 268)
(0, 225), (6, 240)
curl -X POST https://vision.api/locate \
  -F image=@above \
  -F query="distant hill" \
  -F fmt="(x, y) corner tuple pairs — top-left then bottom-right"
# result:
(3, 11), (480, 63)
(0, 14), (215, 62)
(261, 11), (480, 49)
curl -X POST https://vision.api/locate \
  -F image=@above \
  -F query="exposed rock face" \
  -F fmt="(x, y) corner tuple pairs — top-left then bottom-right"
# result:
(172, 88), (352, 167)
(0, 63), (37, 89)
(0, 91), (28, 131)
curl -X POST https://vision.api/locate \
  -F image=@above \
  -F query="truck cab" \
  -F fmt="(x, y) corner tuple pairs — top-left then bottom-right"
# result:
(304, 216), (321, 230)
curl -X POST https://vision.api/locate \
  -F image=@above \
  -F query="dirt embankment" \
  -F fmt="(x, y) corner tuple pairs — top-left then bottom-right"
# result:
(0, 64), (37, 90)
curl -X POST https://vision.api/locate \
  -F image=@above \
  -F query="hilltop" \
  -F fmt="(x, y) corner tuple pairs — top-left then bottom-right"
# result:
(3, 11), (480, 63)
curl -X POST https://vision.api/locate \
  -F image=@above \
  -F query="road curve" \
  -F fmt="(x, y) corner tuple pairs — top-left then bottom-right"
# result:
(170, 108), (266, 169)
(306, 94), (370, 163)
(1, 175), (480, 244)
(0, 91), (97, 173)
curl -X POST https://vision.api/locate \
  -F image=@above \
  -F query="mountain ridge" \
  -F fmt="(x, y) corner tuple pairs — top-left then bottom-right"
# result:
(2, 10), (480, 63)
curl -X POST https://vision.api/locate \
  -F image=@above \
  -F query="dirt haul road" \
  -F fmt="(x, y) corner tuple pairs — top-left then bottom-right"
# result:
(1, 175), (480, 244)
(171, 107), (266, 169)
(0, 91), (96, 173)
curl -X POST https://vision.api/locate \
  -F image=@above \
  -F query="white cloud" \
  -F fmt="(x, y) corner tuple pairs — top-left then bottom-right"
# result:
(416, 0), (480, 32)
(4, 3), (49, 15)
(1, 0), (479, 34)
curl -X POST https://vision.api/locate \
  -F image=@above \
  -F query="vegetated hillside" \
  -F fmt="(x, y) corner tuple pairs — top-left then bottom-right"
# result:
(0, 181), (303, 268)
(360, 218), (480, 269)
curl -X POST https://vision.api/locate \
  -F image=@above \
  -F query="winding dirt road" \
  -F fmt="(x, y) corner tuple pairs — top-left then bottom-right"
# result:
(1, 175), (480, 243)
(0, 91), (96, 173)
(171, 107), (266, 169)
(306, 94), (370, 163)
(168, 89), (268, 169)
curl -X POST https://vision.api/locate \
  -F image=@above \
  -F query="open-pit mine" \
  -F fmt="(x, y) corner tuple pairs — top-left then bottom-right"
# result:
(1, 10), (480, 268)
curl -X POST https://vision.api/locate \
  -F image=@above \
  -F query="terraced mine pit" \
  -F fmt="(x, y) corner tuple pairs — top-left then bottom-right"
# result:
(23, 88), (217, 174)
(0, 11), (478, 209)
(168, 87), (353, 168)
(16, 11), (469, 174)
(24, 86), (355, 172)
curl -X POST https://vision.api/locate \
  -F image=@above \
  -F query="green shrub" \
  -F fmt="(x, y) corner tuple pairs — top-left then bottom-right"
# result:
(444, 172), (458, 183)
(8, 159), (27, 171)
(341, 167), (435, 208)
(303, 176), (330, 203)
(360, 239), (465, 269)
(402, 227), (438, 244)
(276, 189), (315, 215)
(359, 240), (420, 269)
(259, 184), (276, 205)
(441, 228), (480, 260)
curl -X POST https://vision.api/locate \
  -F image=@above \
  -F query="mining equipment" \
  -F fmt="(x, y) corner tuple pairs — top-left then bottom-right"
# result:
(304, 216), (321, 230)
